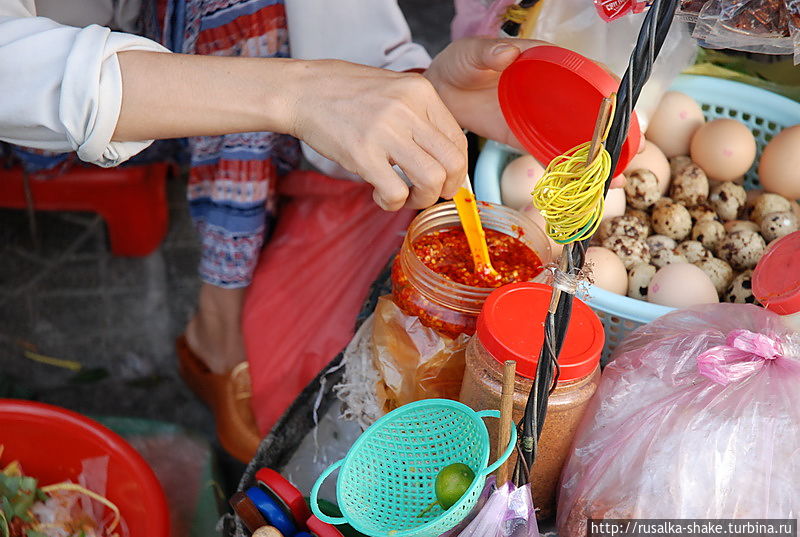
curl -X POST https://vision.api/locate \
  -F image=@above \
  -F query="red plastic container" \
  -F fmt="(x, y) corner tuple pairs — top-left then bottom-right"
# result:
(498, 45), (641, 176)
(0, 399), (170, 537)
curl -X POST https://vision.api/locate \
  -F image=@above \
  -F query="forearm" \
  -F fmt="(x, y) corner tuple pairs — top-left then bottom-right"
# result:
(113, 51), (304, 142)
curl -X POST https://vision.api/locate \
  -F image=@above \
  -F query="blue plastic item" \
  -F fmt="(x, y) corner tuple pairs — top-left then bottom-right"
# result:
(246, 486), (298, 537)
(474, 75), (800, 363)
(310, 399), (517, 537)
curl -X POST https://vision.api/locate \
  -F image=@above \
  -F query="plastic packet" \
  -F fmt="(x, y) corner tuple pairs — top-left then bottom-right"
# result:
(676, 0), (709, 22)
(693, 0), (794, 55)
(371, 296), (470, 414)
(557, 304), (800, 536)
(530, 0), (698, 131)
(441, 478), (540, 537)
(785, 0), (800, 62)
(593, 0), (653, 22)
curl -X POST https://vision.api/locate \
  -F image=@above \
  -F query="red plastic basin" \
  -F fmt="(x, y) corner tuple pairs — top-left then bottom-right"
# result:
(0, 399), (170, 537)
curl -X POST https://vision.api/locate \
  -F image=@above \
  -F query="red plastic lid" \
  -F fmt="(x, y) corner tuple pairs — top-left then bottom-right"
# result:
(753, 231), (800, 315)
(498, 46), (640, 176)
(476, 282), (604, 381)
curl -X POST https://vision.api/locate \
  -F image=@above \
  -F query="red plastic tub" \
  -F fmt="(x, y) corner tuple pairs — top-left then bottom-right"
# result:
(0, 399), (170, 537)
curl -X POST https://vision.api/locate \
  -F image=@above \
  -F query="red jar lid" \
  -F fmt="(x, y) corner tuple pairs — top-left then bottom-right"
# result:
(753, 231), (800, 316)
(498, 45), (640, 176)
(476, 282), (604, 381)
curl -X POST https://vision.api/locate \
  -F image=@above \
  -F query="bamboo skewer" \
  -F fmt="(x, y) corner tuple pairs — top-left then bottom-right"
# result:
(496, 360), (517, 486)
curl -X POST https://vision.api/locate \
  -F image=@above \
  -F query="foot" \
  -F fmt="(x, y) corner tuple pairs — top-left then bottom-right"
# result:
(184, 284), (247, 374)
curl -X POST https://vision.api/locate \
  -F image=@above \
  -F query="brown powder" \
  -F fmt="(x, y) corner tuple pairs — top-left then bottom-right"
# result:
(459, 337), (600, 520)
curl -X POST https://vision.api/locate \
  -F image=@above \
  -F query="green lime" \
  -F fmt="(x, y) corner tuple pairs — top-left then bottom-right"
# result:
(434, 463), (475, 510)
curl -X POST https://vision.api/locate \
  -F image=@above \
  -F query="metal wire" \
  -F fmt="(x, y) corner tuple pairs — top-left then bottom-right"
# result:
(515, 0), (681, 480)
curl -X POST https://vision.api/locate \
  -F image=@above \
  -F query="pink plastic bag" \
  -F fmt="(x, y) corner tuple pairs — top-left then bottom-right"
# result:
(558, 304), (800, 536)
(441, 478), (540, 537)
(243, 171), (414, 434)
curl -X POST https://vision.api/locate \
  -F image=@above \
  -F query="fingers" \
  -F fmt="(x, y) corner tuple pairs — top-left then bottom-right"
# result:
(421, 99), (468, 199)
(361, 160), (410, 212)
(389, 142), (446, 209)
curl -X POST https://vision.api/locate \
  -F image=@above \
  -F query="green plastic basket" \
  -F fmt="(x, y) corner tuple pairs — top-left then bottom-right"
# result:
(310, 399), (517, 537)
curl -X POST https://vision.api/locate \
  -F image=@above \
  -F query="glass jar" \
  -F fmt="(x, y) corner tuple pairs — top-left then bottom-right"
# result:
(459, 282), (604, 520)
(391, 201), (552, 339)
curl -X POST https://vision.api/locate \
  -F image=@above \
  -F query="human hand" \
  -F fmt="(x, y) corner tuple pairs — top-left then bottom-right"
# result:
(425, 38), (631, 188)
(287, 60), (468, 211)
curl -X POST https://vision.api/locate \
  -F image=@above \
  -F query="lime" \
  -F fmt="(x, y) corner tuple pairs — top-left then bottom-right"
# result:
(434, 463), (475, 510)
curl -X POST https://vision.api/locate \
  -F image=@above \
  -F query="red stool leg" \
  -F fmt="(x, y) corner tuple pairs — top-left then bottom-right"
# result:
(0, 163), (171, 257)
(97, 164), (170, 256)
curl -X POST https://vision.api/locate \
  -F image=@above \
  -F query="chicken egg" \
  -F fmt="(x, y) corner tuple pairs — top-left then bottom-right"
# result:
(646, 91), (705, 158)
(758, 125), (800, 200)
(690, 119), (756, 182)
(647, 262), (720, 308)
(584, 246), (628, 295)
(501, 155), (544, 210)
(603, 187), (627, 221)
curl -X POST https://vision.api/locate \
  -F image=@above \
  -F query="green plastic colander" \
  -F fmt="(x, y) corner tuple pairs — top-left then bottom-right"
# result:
(310, 399), (517, 537)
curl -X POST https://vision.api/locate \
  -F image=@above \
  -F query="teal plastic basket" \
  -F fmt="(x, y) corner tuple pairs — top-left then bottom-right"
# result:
(475, 74), (800, 363)
(310, 399), (517, 537)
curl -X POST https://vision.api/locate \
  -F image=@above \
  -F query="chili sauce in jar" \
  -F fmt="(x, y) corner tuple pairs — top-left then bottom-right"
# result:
(391, 201), (553, 339)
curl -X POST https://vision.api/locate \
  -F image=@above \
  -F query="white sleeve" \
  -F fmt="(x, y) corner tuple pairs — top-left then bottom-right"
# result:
(0, 8), (170, 167)
(286, 0), (431, 181)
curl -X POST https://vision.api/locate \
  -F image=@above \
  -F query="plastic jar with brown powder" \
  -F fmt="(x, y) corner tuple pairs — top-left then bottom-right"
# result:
(459, 282), (604, 520)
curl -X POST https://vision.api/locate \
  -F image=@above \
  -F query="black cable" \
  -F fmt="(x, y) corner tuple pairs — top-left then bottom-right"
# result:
(515, 0), (681, 478)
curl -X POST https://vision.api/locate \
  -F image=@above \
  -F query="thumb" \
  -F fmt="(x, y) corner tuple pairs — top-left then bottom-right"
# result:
(481, 42), (522, 72)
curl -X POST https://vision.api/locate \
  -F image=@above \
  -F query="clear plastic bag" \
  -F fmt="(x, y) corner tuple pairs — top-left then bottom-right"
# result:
(558, 304), (800, 536)
(693, 0), (794, 55)
(529, 0), (698, 131)
(441, 478), (540, 537)
(371, 296), (470, 413)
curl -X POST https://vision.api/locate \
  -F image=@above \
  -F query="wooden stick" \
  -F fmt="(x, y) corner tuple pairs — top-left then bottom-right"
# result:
(496, 360), (517, 486)
(587, 95), (615, 165)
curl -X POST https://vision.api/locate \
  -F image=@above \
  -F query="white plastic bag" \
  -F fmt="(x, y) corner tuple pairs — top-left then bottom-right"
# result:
(529, 0), (698, 131)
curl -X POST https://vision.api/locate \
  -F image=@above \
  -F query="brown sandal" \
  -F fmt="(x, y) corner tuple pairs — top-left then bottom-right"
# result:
(176, 335), (261, 463)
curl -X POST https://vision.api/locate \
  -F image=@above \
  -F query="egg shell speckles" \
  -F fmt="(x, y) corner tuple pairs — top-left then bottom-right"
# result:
(724, 220), (760, 234)
(692, 220), (726, 251)
(625, 207), (652, 234)
(760, 211), (799, 242)
(599, 215), (649, 243)
(716, 230), (766, 271)
(751, 193), (792, 225)
(670, 163), (709, 206)
(651, 202), (692, 240)
(646, 234), (677, 253)
(601, 236), (651, 270)
(726, 269), (759, 304)
(708, 182), (747, 222)
(628, 263), (657, 300)
(688, 203), (720, 224)
(651, 248), (688, 269)
(694, 257), (734, 296)
(624, 169), (661, 210)
(675, 240), (713, 264)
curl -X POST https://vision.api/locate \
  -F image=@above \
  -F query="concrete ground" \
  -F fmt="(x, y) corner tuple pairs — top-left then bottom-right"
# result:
(0, 0), (454, 485)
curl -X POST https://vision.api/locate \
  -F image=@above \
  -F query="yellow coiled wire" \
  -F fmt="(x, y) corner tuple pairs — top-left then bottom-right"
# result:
(531, 98), (616, 245)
